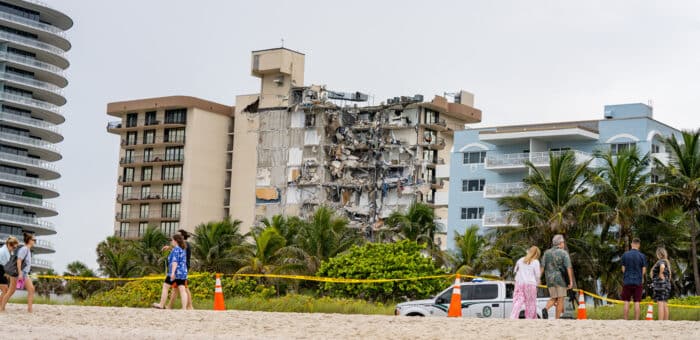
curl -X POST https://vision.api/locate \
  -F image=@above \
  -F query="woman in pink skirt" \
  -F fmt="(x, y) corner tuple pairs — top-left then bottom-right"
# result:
(510, 246), (541, 319)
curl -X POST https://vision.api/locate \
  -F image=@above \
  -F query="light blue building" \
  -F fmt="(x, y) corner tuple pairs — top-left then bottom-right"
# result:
(446, 103), (682, 250)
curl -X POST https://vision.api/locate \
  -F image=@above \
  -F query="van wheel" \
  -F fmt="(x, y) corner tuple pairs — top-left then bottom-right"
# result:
(406, 313), (425, 317)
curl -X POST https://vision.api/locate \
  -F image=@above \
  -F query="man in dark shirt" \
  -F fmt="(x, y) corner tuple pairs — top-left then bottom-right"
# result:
(621, 238), (647, 320)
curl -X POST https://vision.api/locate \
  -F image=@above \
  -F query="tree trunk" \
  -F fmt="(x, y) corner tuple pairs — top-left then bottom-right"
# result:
(691, 212), (700, 295)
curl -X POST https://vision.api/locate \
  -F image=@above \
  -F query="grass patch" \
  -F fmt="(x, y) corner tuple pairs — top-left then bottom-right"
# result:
(194, 294), (395, 315)
(587, 304), (700, 321)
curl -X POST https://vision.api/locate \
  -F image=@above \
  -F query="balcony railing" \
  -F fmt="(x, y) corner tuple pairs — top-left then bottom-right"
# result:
(0, 131), (58, 152)
(117, 192), (182, 201)
(421, 137), (445, 148)
(0, 30), (65, 56)
(0, 151), (58, 172)
(482, 211), (521, 227)
(0, 191), (55, 210)
(118, 176), (182, 183)
(484, 182), (527, 198)
(31, 257), (52, 268)
(121, 137), (186, 146)
(0, 10), (66, 37)
(0, 51), (65, 76)
(121, 154), (184, 164)
(0, 212), (54, 230)
(0, 91), (60, 113)
(0, 111), (61, 133)
(484, 150), (592, 169)
(0, 172), (57, 190)
(0, 71), (63, 94)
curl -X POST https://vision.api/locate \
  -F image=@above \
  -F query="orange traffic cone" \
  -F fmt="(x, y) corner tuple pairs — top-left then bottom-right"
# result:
(447, 274), (462, 317)
(213, 273), (226, 311)
(576, 290), (587, 320)
(645, 304), (654, 320)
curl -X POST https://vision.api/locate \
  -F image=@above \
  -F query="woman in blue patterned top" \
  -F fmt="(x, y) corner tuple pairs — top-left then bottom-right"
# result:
(152, 234), (188, 310)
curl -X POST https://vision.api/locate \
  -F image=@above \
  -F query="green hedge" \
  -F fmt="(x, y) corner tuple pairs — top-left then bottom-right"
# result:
(84, 273), (260, 308)
(195, 294), (395, 315)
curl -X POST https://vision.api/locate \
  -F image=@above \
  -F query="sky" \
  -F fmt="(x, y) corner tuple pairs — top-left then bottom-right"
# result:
(45, 0), (700, 273)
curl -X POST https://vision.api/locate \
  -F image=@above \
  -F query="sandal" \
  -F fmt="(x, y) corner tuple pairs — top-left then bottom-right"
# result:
(151, 303), (164, 309)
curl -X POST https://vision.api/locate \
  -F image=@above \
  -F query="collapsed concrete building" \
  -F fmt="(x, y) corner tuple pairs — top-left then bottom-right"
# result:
(229, 48), (482, 245)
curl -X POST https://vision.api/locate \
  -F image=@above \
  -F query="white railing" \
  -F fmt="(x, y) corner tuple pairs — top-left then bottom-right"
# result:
(652, 152), (670, 166)
(33, 238), (54, 250)
(0, 30), (65, 55)
(0, 71), (63, 94)
(31, 257), (52, 268)
(482, 211), (520, 227)
(485, 150), (592, 169)
(0, 172), (57, 191)
(0, 131), (58, 152)
(0, 212), (54, 230)
(0, 91), (60, 113)
(0, 111), (61, 133)
(0, 51), (65, 75)
(484, 182), (526, 198)
(0, 151), (58, 172)
(0, 191), (55, 210)
(0, 10), (66, 37)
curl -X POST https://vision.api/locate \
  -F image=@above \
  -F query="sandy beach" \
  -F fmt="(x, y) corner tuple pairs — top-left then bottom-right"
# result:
(1, 303), (697, 339)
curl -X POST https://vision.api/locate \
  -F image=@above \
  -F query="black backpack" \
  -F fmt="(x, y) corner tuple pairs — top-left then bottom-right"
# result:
(3, 245), (28, 277)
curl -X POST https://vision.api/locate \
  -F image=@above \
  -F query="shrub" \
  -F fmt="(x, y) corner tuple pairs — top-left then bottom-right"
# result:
(194, 294), (394, 315)
(316, 240), (447, 301)
(83, 273), (259, 308)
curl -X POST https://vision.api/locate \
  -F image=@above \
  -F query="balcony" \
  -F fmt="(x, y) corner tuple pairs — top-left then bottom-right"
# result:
(120, 154), (184, 166)
(0, 92), (63, 123)
(0, 72), (64, 104)
(652, 152), (671, 166)
(0, 110), (61, 135)
(115, 211), (180, 221)
(0, 151), (59, 178)
(0, 10), (66, 37)
(0, 52), (66, 82)
(118, 176), (183, 184)
(0, 212), (55, 235)
(484, 150), (592, 171)
(425, 158), (445, 169)
(31, 257), (53, 270)
(0, 132), (61, 161)
(0, 172), (58, 197)
(420, 137), (446, 150)
(421, 119), (448, 132)
(0, 191), (57, 216)
(429, 178), (444, 189)
(0, 30), (68, 68)
(107, 118), (182, 133)
(120, 136), (186, 148)
(484, 182), (527, 198)
(482, 211), (521, 227)
(117, 192), (182, 202)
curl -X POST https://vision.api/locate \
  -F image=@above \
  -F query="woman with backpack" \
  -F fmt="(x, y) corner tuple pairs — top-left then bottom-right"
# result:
(0, 234), (34, 312)
(650, 247), (672, 320)
(0, 236), (20, 311)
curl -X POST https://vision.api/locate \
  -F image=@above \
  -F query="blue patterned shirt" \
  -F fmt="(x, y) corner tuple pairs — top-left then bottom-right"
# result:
(167, 246), (188, 280)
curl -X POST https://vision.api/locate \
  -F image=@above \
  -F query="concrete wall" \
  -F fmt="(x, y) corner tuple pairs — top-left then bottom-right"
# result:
(229, 94), (261, 233)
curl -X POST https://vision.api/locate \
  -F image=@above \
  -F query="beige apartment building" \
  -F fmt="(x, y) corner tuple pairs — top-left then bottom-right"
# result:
(229, 48), (482, 245)
(107, 96), (233, 238)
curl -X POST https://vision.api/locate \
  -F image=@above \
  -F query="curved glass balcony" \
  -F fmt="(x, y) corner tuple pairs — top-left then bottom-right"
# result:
(0, 9), (66, 37)
(0, 131), (58, 152)
(0, 171), (57, 191)
(0, 111), (61, 134)
(0, 151), (58, 172)
(0, 30), (65, 56)
(0, 51), (66, 78)
(0, 92), (60, 114)
(0, 212), (55, 232)
(0, 191), (56, 211)
(31, 257), (52, 269)
(0, 71), (63, 96)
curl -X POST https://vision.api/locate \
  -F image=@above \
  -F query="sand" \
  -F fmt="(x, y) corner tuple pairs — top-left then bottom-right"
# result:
(1, 303), (697, 339)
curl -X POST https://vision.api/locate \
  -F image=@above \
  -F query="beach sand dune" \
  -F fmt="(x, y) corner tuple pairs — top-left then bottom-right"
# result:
(1, 303), (697, 339)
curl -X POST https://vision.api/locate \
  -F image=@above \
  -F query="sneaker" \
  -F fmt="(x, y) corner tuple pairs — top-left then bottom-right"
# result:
(542, 308), (549, 319)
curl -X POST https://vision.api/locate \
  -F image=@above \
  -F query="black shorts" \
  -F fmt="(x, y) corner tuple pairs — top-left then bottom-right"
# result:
(164, 276), (187, 287)
(0, 273), (8, 285)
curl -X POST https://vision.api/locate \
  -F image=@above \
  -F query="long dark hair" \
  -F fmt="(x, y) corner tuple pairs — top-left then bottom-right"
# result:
(172, 234), (186, 249)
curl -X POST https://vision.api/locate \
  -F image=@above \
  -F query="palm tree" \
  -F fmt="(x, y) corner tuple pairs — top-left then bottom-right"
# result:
(64, 261), (102, 300)
(295, 206), (361, 273)
(499, 150), (592, 245)
(96, 236), (141, 278)
(654, 130), (700, 294)
(259, 214), (300, 246)
(585, 147), (651, 249)
(191, 217), (245, 273)
(135, 226), (169, 274)
(452, 226), (511, 276)
(233, 227), (307, 275)
(383, 202), (440, 247)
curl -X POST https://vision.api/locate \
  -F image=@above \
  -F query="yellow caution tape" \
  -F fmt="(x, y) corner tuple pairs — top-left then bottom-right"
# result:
(223, 273), (454, 283)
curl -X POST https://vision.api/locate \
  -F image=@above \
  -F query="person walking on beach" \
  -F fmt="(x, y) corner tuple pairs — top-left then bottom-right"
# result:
(0, 236), (20, 311)
(165, 229), (193, 310)
(620, 238), (647, 320)
(540, 234), (573, 319)
(650, 247), (671, 320)
(152, 234), (189, 310)
(2, 233), (36, 313)
(510, 246), (541, 319)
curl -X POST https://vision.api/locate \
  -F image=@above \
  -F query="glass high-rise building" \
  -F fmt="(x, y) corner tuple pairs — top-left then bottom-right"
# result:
(0, 0), (72, 271)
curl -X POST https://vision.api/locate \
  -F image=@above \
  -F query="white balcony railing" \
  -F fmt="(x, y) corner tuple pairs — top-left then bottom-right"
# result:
(0, 51), (65, 76)
(482, 211), (520, 227)
(484, 150), (592, 170)
(0, 151), (58, 172)
(652, 152), (671, 166)
(0, 131), (58, 152)
(0, 111), (61, 133)
(0, 191), (56, 210)
(0, 30), (65, 56)
(0, 172), (57, 191)
(0, 10), (66, 37)
(0, 212), (54, 231)
(483, 182), (527, 198)
(0, 71), (63, 94)
(31, 257), (52, 268)
(0, 91), (61, 113)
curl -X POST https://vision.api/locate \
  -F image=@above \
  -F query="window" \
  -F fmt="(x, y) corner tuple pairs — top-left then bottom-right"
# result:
(462, 179), (485, 192)
(145, 111), (157, 125)
(651, 174), (660, 184)
(165, 147), (184, 161)
(119, 222), (129, 238)
(163, 184), (181, 200)
(164, 108), (186, 124)
(144, 148), (153, 162)
(140, 185), (151, 199)
(160, 221), (179, 236)
(162, 166), (182, 181)
(123, 149), (134, 163)
(123, 168), (134, 182)
(471, 284), (499, 300)
(125, 131), (137, 145)
(164, 128), (185, 143)
(461, 207), (484, 220)
(162, 203), (180, 218)
(424, 109), (439, 125)
(652, 144), (661, 154)
(122, 186), (132, 199)
(463, 151), (486, 164)
(141, 167), (152, 181)
(611, 142), (635, 155)
(126, 113), (138, 127)
(143, 130), (155, 144)
(139, 222), (148, 236)
(120, 204), (131, 219)
(139, 204), (149, 219)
